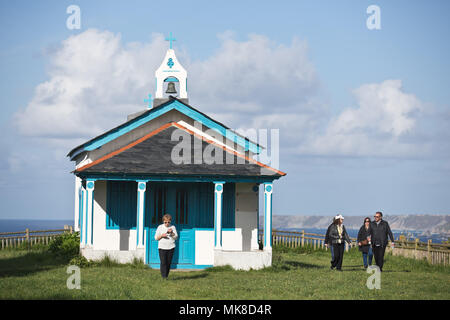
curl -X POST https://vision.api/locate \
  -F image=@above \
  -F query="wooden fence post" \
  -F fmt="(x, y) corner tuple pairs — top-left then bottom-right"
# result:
(415, 238), (419, 259)
(25, 228), (30, 249)
(301, 230), (305, 247)
(427, 239), (432, 264)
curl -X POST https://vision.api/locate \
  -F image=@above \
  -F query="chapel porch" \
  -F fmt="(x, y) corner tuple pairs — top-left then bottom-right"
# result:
(75, 178), (275, 270)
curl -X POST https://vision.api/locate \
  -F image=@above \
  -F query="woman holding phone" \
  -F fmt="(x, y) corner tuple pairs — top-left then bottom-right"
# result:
(155, 214), (178, 279)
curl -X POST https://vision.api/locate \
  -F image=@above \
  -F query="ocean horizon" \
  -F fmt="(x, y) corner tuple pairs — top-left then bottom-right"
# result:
(0, 219), (74, 234)
(0, 219), (447, 243)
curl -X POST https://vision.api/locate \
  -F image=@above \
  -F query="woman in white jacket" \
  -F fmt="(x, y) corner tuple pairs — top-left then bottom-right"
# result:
(155, 214), (178, 279)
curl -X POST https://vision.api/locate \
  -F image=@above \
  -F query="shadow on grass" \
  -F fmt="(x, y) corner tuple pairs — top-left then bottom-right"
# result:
(283, 260), (323, 270)
(0, 250), (69, 278)
(170, 273), (209, 281)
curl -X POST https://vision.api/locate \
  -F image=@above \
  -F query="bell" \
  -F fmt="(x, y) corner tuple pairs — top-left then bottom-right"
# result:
(165, 82), (177, 94)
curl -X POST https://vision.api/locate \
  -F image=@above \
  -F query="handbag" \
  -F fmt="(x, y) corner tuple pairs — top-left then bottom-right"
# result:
(360, 239), (369, 246)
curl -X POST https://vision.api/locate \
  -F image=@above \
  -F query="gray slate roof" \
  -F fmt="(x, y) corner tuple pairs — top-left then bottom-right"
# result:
(78, 125), (282, 178)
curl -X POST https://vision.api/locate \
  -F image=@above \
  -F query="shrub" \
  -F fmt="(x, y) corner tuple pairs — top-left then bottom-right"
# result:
(48, 232), (80, 259)
(69, 255), (91, 268)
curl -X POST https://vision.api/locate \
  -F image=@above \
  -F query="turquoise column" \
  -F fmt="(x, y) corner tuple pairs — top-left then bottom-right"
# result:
(136, 181), (147, 248)
(264, 183), (273, 251)
(86, 180), (95, 246)
(214, 181), (225, 250)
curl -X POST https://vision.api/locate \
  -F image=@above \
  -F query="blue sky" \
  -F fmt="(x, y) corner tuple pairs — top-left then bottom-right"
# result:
(0, 0), (449, 219)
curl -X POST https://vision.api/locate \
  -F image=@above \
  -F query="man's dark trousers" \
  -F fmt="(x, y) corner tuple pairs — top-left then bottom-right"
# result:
(331, 243), (345, 270)
(373, 245), (386, 271)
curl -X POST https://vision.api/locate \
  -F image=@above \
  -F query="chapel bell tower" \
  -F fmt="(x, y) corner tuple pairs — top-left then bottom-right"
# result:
(153, 32), (188, 108)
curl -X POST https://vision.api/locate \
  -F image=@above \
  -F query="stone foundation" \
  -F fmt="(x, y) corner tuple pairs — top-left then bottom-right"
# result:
(81, 247), (145, 264)
(214, 249), (272, 270)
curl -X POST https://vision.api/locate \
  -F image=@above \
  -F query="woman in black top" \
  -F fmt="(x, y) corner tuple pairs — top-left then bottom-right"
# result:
(357, 217), (373, 268)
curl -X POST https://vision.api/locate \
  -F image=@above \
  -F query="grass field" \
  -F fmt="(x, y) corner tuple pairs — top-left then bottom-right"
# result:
(0, 245), (449, 300)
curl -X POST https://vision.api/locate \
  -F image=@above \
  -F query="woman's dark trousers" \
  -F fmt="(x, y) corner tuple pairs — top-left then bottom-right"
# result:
(331, 243), (345, 270)
(159, 248), (175, 278)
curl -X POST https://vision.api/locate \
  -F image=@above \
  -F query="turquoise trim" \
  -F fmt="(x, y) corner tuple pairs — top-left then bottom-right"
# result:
(105, 226), (137, 230)
(86, 179), (95, 245)
(167, 58), (174, 68)
(213, 182), (224, 248)
(144, 94), (152, 108)
(106, 181), (138, 230)
(264, 192), (267, 247)
(165, 32), (176, 49)
(269, 192), (272, 247)
(84, 187), (88, 244)
(194, 228), (235, 231)
(73, 100), (261, 158)
(76, 174), (279, 183)
(91, 188), (94, 245)
(136, 191), (140, 247)
(141, 190), (146, 247)
(214, 191), (217, 246)
(148, 264), (213, 270)
(264, 183), (273, 248)
(79, 189), (84, 243)
(256, 184), (259, 244)
(164, 76), (179, 82)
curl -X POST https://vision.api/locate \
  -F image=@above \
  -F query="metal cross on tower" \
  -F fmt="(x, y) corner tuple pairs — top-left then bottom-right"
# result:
(165, 32), (176, 49)
(144, 93), (153, 108)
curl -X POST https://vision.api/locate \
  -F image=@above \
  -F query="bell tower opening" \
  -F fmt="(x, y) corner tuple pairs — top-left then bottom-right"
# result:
(163, 77), (180, 98)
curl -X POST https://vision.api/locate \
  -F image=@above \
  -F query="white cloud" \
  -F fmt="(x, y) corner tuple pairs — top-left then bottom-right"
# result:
(13, 29), (323, 157)
(14, 29), (168, 142)
(12, 29), (436, 162)
(297, 80), (428, 157)
(188, 32), (320, 115)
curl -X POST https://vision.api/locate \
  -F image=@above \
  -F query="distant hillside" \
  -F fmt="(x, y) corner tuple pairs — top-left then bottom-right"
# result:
(259, 214), (450, 235)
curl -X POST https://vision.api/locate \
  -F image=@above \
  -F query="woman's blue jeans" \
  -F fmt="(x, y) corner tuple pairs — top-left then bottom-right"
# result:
(362, 246), (373, 267)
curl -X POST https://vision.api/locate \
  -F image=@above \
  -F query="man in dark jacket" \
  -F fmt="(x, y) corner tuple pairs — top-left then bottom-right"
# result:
(369, 211), (395, 272)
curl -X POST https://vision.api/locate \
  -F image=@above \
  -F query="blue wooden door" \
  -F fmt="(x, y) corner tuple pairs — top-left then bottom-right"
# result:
(145, 182), (195, 268)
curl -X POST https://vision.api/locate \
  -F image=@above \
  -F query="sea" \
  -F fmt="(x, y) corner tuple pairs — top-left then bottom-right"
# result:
(0, 219), (447, 243)
(277, 227), (449, 244)
(0, 219), (74, 235)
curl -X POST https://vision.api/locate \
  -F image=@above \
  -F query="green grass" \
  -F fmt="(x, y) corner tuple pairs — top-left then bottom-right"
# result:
(0, 245), (449, 299)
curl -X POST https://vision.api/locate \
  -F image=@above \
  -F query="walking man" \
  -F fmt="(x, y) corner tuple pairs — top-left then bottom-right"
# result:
(369, 212), (394, 272)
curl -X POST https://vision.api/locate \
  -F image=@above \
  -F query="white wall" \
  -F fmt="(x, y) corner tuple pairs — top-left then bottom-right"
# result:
(91, 180), (138, 251)
(74, 177), (82, 232)
(235, 183), (259, 251)
(195, 230), (214, 265)
(194, 182), (259, 266)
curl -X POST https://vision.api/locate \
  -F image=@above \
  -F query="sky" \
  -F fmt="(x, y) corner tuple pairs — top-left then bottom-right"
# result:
(0, 0), (449, 220)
